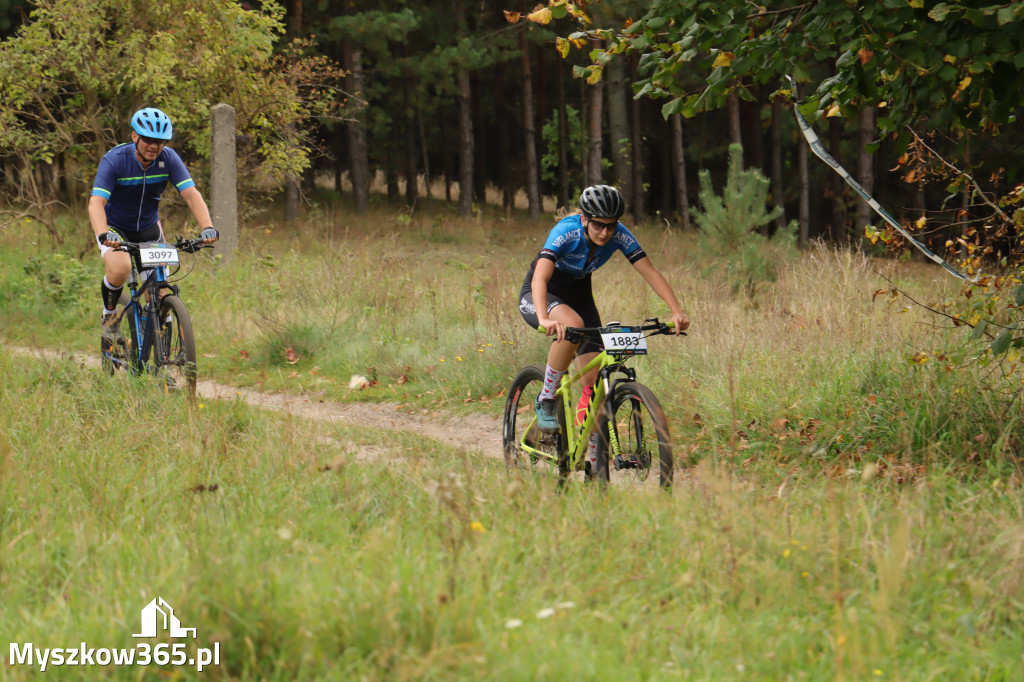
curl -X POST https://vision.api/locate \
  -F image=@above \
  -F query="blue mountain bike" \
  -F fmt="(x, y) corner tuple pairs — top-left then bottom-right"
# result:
(100, 236), (212, 396)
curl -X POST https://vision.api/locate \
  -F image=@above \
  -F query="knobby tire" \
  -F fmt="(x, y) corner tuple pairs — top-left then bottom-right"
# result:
(594, 381), (673, 490)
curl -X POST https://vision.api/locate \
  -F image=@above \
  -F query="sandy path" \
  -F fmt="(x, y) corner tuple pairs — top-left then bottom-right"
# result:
(10, 344), (506, 459)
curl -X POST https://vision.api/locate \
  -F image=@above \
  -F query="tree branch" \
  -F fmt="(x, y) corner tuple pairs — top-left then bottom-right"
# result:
(906, 126), (1011, 223)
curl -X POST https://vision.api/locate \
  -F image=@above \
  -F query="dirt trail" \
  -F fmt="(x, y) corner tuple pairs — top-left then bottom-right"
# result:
(11, 345), (505, 459)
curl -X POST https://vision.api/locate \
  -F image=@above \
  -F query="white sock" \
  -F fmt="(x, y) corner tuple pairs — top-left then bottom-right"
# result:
(539, 364), (565, 401)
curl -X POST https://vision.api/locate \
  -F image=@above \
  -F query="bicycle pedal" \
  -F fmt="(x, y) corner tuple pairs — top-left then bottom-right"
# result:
(614, 455), (639, 470)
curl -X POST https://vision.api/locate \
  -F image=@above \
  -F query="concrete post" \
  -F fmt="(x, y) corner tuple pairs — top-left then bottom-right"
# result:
(210, 103), (238, 261)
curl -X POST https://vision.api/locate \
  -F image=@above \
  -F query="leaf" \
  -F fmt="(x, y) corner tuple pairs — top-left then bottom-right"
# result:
(915, 215), (927, 230)
(555, 37), (570, 58)
(953, 76), (971, 99)
(527, 7), (553, 24)
(1014, 284), (1024, 307)
(857, 48), (874, 65)
(502, 10), (521, 24)
(991, 328), (1013, 356)
(826, 103), (842, 117)
(909, 0), (924, 6)
(712, 51), (734, 68)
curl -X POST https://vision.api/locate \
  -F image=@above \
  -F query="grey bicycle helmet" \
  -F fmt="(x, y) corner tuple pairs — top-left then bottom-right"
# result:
(579, 184), (625, 219)
(131, 108), (173, 140)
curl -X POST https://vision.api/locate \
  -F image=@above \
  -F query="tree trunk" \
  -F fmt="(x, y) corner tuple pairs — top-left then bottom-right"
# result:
(440, 111), (452, 202)
(630, 87), (644, 224)
(404, 88), (417, 204)
(472, 74), (487, 205)
(586, 46), (604, 186)
(521, 31), (541, 221)
(606, 54), (631, 205)
(829, 117), (844, 242)
(418, 109), (432, 203)
(285, 0), (305, 225)
(344, 44), (369, 214)
(670, 114), (691, 230)
(457, 68), (474, 218)
(285, 175), (299, 225)
(728, 89), (743, 166)
(855, 105), (875, 242)
(742, 94), (764, 175)
(798, 135), (809, 246)
(495, 60), (513, 212)
(770, 97), (785, 232)
(386, 137), (400, 203)
(556, 58), (570, 210)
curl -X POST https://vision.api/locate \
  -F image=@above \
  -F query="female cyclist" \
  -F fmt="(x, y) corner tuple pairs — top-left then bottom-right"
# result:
(518, 184), (689, 465)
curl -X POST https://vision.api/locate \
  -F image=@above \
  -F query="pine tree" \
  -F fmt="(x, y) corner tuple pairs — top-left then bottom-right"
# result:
(693, 143), (796, 298)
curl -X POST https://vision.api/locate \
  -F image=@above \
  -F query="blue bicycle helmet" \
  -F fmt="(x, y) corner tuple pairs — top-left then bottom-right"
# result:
(131, 108), (173, 140)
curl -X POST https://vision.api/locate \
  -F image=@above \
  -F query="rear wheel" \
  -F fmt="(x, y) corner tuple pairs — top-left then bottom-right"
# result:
(502, 364), (567, 480)
(594, 382), (673, 490)
(153, 295), (197, 396)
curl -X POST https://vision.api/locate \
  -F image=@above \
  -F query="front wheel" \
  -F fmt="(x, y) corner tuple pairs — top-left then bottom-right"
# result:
(594, 382), (673, 490)
(153, 295), (197, 396)
(502, 364), (568, 480)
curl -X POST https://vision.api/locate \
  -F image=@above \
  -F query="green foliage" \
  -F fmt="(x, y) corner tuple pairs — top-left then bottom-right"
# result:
(693, 144), (795, 297)
(546, 0), (1024, 135)
(540, 104), (581, 190)
(20, 252), (93, 308)
(0, 0), (344, 207)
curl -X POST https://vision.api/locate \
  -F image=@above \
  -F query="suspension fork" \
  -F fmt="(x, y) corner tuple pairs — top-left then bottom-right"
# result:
(597, 363), (636, 461)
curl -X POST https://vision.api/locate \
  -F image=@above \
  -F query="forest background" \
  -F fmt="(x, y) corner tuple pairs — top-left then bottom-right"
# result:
(4, 0), (1024, 253)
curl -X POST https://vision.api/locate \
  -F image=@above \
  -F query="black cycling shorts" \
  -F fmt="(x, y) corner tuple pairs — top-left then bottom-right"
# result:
(519, 260), (603, 355)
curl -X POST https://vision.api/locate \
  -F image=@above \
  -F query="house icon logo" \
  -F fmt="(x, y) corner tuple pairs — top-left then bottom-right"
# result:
(133, 597), (197, 639)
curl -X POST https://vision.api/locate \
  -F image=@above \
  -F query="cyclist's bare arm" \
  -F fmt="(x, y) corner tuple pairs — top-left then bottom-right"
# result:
(88, 195), (120, 245)
(631, 256), (689, 333)
(179, 187), (217, 243)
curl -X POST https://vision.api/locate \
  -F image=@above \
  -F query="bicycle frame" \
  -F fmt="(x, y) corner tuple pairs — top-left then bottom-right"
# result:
(517, 349), (638, 471)
(107, 257), (179, 375)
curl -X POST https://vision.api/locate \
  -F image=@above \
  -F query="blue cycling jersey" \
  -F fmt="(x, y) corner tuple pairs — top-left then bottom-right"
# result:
(538, 214), (647, 278)
(90, 143), (196, 236)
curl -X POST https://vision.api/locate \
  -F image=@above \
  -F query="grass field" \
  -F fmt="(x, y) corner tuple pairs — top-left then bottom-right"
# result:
(1, 195), (1022, 679)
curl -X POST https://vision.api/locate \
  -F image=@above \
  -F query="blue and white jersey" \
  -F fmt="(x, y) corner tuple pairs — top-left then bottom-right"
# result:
(538, 214), (647, 278)
(90, 143), (196, 236)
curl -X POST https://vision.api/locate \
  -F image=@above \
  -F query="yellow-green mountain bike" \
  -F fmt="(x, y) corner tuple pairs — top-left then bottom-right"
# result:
(501, 318), (681, 489)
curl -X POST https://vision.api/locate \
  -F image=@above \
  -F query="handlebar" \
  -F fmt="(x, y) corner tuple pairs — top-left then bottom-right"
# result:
(112, 236), (214, 254)
(536, 318), (684, 344)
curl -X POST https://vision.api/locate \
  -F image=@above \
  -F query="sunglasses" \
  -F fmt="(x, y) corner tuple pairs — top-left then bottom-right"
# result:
(587, 217), (617, 232)
(138, 135), (167, 146)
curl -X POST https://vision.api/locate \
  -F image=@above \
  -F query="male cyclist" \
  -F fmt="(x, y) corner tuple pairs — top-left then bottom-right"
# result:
(518, 184), (689, 466)
(90, 107), (218, 339)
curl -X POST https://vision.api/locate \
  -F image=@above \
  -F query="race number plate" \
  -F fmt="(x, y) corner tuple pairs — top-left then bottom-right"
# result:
(600, 326), (647, 356)
(139, 243), (179, 267)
